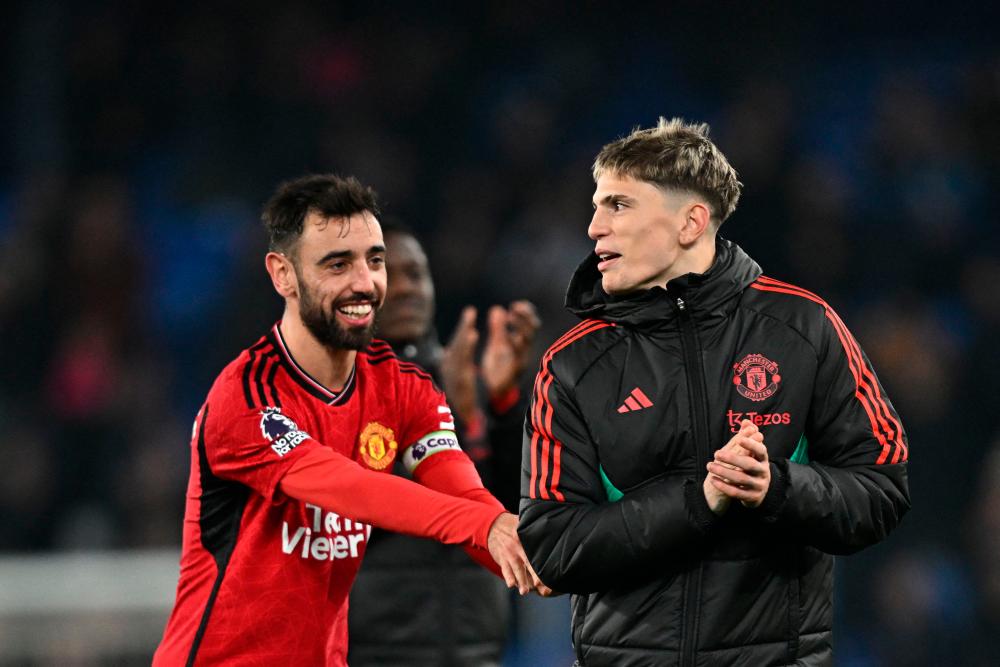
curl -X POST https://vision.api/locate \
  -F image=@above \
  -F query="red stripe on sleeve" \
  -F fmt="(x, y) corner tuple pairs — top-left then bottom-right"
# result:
(757, 276), (907, 463)
(751, 279), (904, 464)
(536, 373), (555, 500)
(529, 320), (613, 500)
(752, 280), (891, 461)
(756, 276), (906, 461)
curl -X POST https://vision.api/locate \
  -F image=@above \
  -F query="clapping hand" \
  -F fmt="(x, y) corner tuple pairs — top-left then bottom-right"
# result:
(705, 419), (771, 510)
(441, 301), (540, 423)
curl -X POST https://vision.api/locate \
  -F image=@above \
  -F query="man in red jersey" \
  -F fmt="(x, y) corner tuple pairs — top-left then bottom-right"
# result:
(154, 174), (543, 667)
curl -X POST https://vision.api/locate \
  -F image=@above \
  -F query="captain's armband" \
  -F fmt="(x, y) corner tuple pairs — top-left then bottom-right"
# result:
(402, 430), (461, 473)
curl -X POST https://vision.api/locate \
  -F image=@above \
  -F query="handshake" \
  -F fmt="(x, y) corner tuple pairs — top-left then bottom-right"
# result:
(486, 512), (553, 596)
(704, 419), (773, 515)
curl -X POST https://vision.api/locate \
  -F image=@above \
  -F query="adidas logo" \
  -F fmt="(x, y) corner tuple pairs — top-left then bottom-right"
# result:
(617, 387), (654, 413)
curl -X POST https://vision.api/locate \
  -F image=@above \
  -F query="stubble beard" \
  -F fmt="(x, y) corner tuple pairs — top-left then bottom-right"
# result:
(298, 281), (378, 352)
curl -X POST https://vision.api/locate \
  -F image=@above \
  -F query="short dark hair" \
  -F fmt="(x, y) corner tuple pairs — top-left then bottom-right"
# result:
(262, 174), (380, 253)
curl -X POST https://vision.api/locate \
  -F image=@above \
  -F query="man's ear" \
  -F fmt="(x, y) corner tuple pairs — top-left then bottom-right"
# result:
(678, 201), (713, 246)
(265, 251), (298, 299)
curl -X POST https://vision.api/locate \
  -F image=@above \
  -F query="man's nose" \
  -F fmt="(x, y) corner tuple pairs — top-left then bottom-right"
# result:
(350, 263), (377, 295)
(588, 210), (609, 240)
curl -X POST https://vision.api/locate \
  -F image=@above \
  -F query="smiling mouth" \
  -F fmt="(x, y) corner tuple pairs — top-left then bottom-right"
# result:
(335, 302), (376, 325)
(338, 303), (373, 317)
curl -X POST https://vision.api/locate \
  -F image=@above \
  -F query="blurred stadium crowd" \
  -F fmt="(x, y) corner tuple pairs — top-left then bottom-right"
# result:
(2, 2), (999, 665)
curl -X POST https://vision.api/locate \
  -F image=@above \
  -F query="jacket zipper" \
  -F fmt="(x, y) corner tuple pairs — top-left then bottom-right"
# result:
(676, 297), (711, 667)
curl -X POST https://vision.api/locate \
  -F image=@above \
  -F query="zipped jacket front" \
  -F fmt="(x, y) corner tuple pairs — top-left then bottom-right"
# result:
(518, 238), (910, 667)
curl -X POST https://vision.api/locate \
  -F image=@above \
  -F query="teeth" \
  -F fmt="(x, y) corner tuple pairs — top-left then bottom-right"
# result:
(338, 304), (372, 317)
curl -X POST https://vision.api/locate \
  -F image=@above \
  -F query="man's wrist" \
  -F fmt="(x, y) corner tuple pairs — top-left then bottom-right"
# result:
(755, 461), (787, 522)
(686, 479), (723, 533)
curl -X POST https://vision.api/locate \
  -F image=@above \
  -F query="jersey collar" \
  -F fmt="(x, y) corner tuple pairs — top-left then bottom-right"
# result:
(268, 323), (357, 406)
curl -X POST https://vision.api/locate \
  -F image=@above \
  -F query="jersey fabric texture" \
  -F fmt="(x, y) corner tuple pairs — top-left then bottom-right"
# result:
(348, 335), (523, 667)
(518, 238), (911, 667)
(155, 324), (463, 667)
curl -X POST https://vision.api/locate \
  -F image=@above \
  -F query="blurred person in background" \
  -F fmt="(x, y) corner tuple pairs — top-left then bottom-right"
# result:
(154, 175), (544, 667)
(349, 222), (540, 666)
(964, 439), (1000, 665)
(517, 118), (910, 666)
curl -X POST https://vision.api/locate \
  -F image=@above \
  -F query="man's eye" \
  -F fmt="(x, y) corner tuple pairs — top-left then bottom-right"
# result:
(330, 262), (347, 272)
(613, 201), (625, 211)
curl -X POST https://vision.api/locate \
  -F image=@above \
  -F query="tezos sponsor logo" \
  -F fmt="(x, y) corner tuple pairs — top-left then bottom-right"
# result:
(727, 409), (791, 432)
(732, 353), (781, 402)
(260, 407), (310, 456)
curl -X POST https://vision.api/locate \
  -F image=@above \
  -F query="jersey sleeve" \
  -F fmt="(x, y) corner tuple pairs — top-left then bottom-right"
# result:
(201, 375), (321, 502)
(394, 363), (464, 474)
(760, 306), (911, 554)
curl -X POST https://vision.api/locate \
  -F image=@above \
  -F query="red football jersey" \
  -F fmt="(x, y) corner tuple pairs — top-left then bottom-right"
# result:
(154, 324), (463, 666)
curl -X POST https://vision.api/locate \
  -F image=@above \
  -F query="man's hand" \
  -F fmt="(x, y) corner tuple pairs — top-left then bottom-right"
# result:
(487, 512), (550, 595)
(481, 301), (540, 400)
(706, 419), (771, 508)
(703, 420), (765, 514)
(440, 306), (479, 423)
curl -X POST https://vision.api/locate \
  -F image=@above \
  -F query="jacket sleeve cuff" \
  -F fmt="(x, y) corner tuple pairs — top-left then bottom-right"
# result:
(757, 460), (788, 522)
(685, 478), (721, 534)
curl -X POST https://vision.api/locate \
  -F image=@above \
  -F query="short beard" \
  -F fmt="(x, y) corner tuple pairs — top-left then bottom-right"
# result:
(298, 281), (378, 352)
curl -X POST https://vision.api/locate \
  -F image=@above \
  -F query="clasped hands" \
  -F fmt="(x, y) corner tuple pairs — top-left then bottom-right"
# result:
(487, 512), (553, 596)
(703, 419), (772, 515)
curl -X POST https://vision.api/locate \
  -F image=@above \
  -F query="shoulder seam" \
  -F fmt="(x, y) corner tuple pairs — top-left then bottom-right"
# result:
(738, 302), (820, 359)
(541, 319), (619, 373)
(750, 276), (907, 464)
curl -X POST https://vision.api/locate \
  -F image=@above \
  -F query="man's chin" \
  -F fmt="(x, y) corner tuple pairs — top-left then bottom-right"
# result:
(602, 277), (625, 295)
(339, 323), (376, 350)
(602, 277), (645, 297)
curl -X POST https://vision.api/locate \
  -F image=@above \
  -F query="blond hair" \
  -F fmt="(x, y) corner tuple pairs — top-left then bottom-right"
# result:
(593, 117), (742, 225)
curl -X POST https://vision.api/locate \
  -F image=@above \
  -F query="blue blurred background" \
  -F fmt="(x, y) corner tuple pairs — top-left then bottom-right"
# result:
(1, 2), (999, 664)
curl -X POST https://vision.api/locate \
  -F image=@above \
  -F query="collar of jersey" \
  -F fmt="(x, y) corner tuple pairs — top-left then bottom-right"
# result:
(268, 323), (357, 406)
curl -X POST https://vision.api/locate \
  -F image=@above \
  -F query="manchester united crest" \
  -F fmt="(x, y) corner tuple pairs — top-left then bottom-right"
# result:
(732, 353), (782, 402)
(358, 422), (398, 470)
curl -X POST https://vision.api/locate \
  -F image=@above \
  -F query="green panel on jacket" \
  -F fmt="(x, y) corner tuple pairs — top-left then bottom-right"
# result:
(600, 465), (624, 502)
(791, 434), (809, 464)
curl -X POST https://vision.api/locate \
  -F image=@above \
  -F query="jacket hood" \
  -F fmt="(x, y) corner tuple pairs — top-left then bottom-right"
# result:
(565, 236), (762, 327)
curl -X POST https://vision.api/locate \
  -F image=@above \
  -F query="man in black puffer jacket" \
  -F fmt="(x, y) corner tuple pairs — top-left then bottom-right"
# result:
(349, 223), (541, 667)
(518, 118), (910, 666)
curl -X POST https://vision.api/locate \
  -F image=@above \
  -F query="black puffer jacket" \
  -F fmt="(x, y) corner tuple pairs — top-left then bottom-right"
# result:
(518, 238), (910, 667)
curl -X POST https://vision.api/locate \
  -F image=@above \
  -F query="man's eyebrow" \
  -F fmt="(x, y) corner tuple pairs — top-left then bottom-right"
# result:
(593, 193), (633, 207)
(367, 244), (386, 255)
(316, 249), (353, 266)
